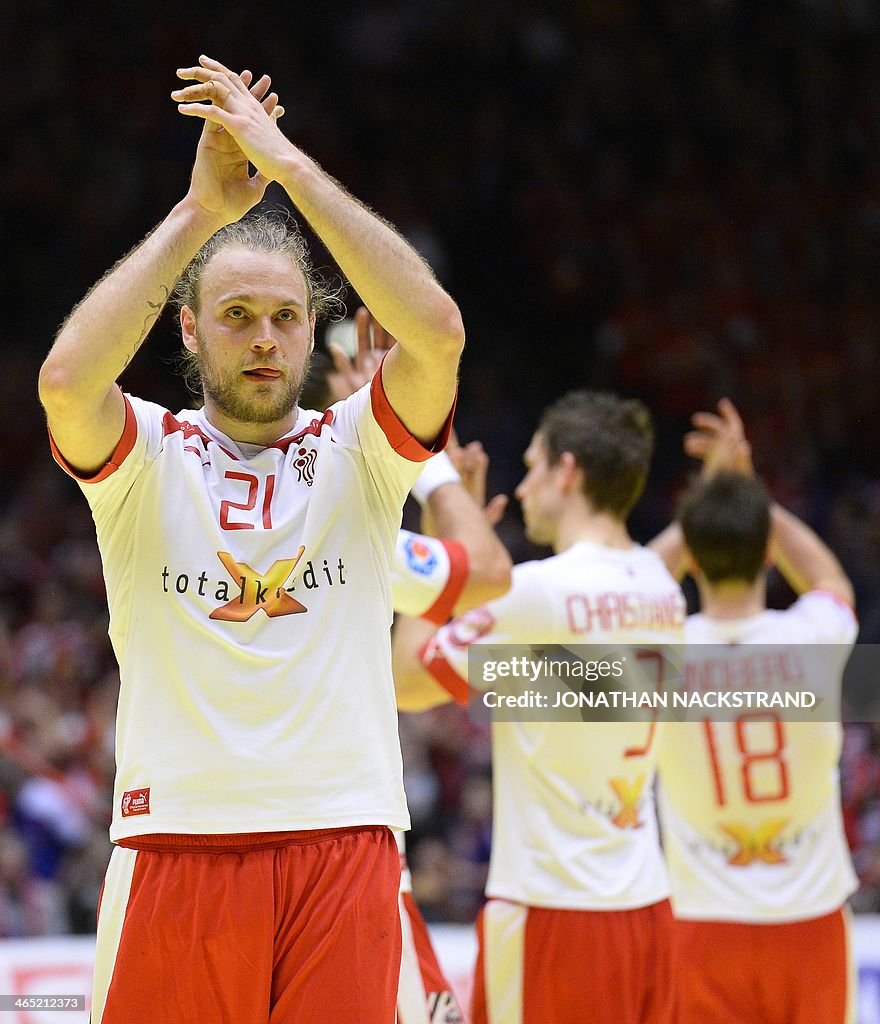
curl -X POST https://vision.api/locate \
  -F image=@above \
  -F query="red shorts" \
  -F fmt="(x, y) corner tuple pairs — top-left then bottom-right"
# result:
(674, 907), (854, 1024)
(92, 826), (401, 1024)
(470, 898), (675, 1024)
(397, 889), (466, 1023)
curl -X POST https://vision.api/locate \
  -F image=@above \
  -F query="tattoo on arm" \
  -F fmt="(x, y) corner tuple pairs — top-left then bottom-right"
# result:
(127, 285), (170, 368)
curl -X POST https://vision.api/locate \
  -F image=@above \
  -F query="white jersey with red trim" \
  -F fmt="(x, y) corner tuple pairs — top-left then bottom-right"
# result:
(421, 541), (686, 910)
(657, 591), (859, 923)
(52, 376), (448, 842)
(391, 530), (468, 625)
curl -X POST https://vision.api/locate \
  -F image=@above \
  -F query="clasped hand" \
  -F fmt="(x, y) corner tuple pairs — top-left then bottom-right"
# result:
(171, 55), (292, 222)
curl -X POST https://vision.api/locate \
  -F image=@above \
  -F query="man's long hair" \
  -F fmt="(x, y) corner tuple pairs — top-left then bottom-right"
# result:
(171, 208), (346, 395)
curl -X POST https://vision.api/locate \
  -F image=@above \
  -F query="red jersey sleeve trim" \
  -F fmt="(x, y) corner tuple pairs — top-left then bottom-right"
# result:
(48, 392), (138, 483)
(419, 637), (470, 706)
(421, 540), (469, 625)
(370, 361), (457, 463)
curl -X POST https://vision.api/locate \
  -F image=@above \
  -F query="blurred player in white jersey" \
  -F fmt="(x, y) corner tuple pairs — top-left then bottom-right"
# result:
(392, 391), (687, 1024)
(650, 400), (859, 1024)
(302, 313), (512, 1023)
(39, 56), (465, 1023)
(301, 313), (511, 627)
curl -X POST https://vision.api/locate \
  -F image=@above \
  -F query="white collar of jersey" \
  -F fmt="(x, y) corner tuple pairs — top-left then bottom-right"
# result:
(188, 407), (306, 462)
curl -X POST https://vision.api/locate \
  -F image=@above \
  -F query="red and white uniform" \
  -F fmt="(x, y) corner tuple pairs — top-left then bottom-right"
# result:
(391, 555), (466, 1021)
(396, 830), (465, 1023)
(52, 377), (443, 841)
(392, 530), (468, 626)
(658, 592), (858, 922)
(657, 591), (859, 1024)
(51, 374), (452, 1024)
(422, 541), (686, 1024)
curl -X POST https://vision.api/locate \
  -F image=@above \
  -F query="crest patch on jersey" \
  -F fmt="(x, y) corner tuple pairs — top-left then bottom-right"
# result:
(293, 446), (318, 486)
(404, 536), (439, 577)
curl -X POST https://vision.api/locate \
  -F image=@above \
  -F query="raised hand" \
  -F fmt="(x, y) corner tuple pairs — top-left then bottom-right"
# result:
(683, 397), (754, 478)
(326, 306), (396, 398)
(446, 434), (509, 526)
(172, 55), (296, 206)
(174, 60), (285, 223)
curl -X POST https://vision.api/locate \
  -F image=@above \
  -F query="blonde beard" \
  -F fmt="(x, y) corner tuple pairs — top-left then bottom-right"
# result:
(194, 334), (311, 426)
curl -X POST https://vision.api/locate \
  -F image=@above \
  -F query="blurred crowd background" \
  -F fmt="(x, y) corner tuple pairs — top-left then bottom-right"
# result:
(3, 0), (880, 935)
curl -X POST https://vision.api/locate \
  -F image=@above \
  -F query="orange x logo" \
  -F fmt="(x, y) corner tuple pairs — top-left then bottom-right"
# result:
(719, 819), (789, 866)
(609, 774), (646, 829)
(210, 547), (307, 622)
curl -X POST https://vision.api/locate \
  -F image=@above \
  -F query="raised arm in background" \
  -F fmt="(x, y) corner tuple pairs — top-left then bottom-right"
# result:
(649, 398), (854, 607)
(322, 308), (511, 612)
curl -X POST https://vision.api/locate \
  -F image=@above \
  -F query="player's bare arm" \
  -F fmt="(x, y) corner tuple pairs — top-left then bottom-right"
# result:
(647, 522), (689, 581)
(39, 68), (282, 475)
(449, 435), (510, 527)
(418, 436), (512, 611)
(316, 306), (511, 609)
(173, 55), (464, 444)
(769, 505), (855, 608)
(392, 615), (454, 713)
(421, 483), (511, 611)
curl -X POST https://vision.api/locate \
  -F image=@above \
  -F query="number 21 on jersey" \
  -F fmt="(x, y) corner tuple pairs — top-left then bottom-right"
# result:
(220, 471), (276, 531)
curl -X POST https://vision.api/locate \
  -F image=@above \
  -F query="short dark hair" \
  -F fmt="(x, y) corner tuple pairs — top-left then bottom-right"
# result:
(537, 391), (654, 519)
(678, 472), (771, 584)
